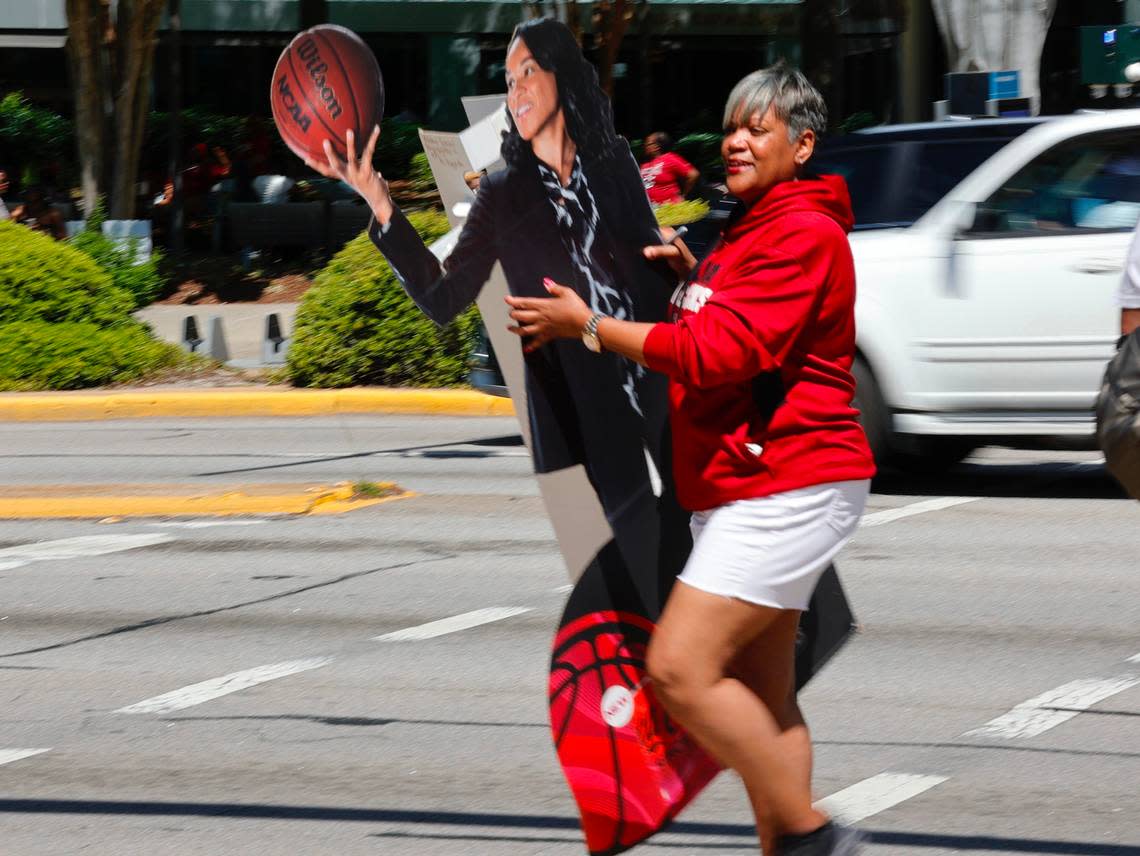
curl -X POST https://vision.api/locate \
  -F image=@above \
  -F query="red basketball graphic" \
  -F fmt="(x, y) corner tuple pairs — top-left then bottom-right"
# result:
(549, 610), (721, 855)
(270, 24), (384, 164)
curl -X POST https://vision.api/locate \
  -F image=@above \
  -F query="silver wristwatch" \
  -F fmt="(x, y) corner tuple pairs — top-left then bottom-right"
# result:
(582, 313), (605, 353)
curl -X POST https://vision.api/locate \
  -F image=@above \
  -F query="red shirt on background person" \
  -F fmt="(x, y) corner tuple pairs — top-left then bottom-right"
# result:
(639, 132), (699, 204)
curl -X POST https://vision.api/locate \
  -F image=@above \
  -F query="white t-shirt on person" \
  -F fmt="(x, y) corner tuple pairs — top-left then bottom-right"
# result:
(1120, 223), (1140, 309)
(0, 198), (8, 221)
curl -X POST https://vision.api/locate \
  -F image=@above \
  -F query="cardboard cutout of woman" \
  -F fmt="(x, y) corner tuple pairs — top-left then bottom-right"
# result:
(366, 19), (720, 852)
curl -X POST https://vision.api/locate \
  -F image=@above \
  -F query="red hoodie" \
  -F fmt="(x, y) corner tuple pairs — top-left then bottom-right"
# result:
(642, 175), (875, 511)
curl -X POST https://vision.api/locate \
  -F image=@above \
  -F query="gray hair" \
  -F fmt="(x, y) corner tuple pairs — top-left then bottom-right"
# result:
(722, 62), (827, 143)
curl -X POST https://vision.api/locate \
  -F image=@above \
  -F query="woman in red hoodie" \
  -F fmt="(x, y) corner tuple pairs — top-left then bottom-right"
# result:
(507, 63), (875, 855)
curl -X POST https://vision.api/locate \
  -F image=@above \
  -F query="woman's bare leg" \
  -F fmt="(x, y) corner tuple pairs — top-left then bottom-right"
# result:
(730, 614), (813, 853)
(646, 582), (827, 848)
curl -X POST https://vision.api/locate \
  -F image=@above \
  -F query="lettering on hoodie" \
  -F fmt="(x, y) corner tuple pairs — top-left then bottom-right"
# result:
(669, 259), (721, 317)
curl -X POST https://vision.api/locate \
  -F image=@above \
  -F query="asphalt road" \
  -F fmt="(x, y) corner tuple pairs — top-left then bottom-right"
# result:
(1, 415), (1137, 855)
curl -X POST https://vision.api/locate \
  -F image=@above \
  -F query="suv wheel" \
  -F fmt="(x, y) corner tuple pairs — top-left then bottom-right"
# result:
(852, 356), (890, 466)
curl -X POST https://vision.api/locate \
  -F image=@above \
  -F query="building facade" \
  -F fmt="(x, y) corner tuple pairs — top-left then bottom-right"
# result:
(1, 0), (916, 140)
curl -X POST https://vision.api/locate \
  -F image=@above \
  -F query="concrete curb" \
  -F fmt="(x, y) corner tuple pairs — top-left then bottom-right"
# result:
(0, 482), (413, 519)
(0, 387), (515, 422)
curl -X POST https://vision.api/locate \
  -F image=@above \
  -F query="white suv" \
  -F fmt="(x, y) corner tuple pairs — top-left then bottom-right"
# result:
(830, 110), (1140, 467)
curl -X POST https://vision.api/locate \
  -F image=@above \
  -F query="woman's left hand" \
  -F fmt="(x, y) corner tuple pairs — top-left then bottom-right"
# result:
(506, 279), (592, 354)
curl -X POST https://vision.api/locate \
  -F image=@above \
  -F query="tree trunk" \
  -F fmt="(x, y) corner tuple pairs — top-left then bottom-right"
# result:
(65, 0), (108, 217)
(109, 0), (165, 220)
(67, 0), (164, 219)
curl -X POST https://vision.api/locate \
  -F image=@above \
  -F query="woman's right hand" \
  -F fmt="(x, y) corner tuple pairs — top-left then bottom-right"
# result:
(643, 226), (697, 281)
(304, 125), (394, 225)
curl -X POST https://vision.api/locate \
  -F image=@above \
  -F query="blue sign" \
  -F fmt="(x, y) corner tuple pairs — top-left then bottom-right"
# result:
(988, 70), (1021, 100)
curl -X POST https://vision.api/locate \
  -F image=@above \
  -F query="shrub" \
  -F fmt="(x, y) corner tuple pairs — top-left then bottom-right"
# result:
(287, 210), (480, 388)
(0, 320), (184, 391)
(655, 199), (710, 227)
(68, 202), (166, 309)
(0, 220), (134, 326)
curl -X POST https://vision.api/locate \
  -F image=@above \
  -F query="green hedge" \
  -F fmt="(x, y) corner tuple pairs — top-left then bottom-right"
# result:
(0, 220), (185, 390)
(0, 221), (134, 325)
(287, 210), (480, 388)
(0, 321), (183, 391)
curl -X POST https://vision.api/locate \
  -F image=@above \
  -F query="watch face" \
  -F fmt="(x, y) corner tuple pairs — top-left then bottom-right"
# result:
(582, 332), (602, 353)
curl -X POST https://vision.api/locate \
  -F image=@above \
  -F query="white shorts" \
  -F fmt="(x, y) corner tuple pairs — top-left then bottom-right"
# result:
(678, 479), (870, 611)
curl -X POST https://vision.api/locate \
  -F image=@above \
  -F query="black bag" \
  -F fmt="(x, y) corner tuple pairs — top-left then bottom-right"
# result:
(1095, 328), (1140, 500)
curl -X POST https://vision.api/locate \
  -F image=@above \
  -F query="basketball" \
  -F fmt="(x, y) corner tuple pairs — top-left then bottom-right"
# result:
(270, 24), (384, 165)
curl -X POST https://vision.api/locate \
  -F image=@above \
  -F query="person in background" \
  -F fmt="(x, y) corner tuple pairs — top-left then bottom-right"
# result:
(0, 168), (10, 221)
(11, 186), (65, 239)
(640, 131), (699, 204)
(1121, 221), (1140, 336)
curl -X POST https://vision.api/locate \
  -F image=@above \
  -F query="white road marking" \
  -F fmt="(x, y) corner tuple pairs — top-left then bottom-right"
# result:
(147, 520), (267, 529)
(374, 607), (532, 642)
(0, 534), (174, 571)
(1127, 652), (1140, 664)
(0, 748), (51, 767)
(116, 657), (333, 715)
(816, 772), (948, 823)
(553, 584), (574, 594)
(963, 674), (1140, 740)
(861, 497), (979, 528)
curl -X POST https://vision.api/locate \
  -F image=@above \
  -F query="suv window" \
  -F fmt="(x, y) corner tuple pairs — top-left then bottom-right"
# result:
(972, 130), (1140, 236)
(814, 134), (1023, 230)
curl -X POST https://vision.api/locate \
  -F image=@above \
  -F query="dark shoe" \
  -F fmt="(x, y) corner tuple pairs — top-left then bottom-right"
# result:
(777, 820), (865, 855)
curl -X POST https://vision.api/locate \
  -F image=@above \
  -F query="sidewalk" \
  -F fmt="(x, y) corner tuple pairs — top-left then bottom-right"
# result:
(134, 303), (301, 368)
(0, 385), (516, 422)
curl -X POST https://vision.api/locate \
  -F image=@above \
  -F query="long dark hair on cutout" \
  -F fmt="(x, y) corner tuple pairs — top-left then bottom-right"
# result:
(501, 17), (618, 171)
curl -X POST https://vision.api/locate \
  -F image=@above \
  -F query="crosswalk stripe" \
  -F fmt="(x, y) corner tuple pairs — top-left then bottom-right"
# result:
(861, 497), (979, 528)
(116, 657), (333, 715)
(0, 748), (51, 767)
(0, 534), (174, 571)
(816, 772), (949, 823)
(374, 607), (532, 642)
(963, 674), (1140, 740)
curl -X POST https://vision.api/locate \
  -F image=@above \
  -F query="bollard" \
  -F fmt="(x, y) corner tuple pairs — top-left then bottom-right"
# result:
(261, 312), (290, 365)
(181, 315), (203, 354)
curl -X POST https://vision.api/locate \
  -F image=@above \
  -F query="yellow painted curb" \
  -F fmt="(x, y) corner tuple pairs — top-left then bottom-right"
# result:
(0, 387), (515, 422)
(0, 482), (411, 519)
(308, 490), (418, 516)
